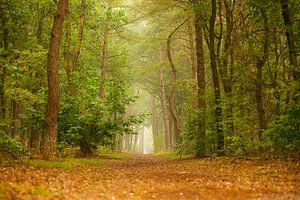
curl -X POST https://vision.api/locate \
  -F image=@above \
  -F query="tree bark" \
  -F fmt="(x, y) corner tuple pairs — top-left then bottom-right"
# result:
(30, 102), (41, 158)
(159, 68), (171, 151)
(194, 7), (206, 156)
(219, 0), (235, 135)
(0, 0), (8, 124)
(166, 21), (186, 144)
(29, 4), (50, 156)
(41, 0), (68, 159)
(140, 126), (145, 154)
(64, 2), (71, 82)
(151, 97), (159, 152)
(188, 17), (197, 79)
(255, 8), (269, 139)
(209, 0), (224, 152)
(280, 0), (299, 81)
(11, 100), (22, 140)
(72, 0), (85, 69)
(99, 7), (111, 99)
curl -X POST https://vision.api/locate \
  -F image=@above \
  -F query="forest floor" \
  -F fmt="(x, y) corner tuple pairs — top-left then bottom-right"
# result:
(0, 154), (299, 200)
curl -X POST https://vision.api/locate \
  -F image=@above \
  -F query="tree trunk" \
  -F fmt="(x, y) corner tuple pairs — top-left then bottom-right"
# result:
(133, 134), (139, 152)
(30, 103), (41, 158)
(255, 8), (269, 139)
(159, 68), (171, 151)
(167, 22), (186, 144)
(64, 2), (71, 82)
(151, 97), (159, 152)
(194, 6), (206, 156)
(79, 137), (94, 156)
(128, 134), (133, 152)
(41, 0), (68, 159)
(209, 0), (224, 152)
(11, 100), (22, 140)
(29, 5), (49, 156)
(72, 0), (85, 69)
(280, 0), (299, 81)
(99, 7), (111, 99)
(140, 126), (144, 154)
(0, 0), (8, 125)
(219, 0), (235, 135)
(188, 17), (197, 79)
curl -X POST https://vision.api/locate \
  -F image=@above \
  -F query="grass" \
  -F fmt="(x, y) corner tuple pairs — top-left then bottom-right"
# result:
(27, 152), (131, 169)
(96, 146), (131, 159)
(0, 184), (9, 199)
(28, 158), (104, 169)
(31, 186), (51, 195)
(104, 152), (131, 159)
(153, 151), (193, 159)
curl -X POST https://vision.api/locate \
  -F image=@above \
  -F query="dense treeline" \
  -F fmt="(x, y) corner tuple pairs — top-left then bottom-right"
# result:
(0, 0), (144, 159)
(0, 0), (299, 160)
(131, 0), (300, 158)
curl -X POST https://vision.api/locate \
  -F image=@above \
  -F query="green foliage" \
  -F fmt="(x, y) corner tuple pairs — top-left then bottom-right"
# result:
(0, 133), (28, 160)
(175, 110), (209, 156)
(58, 77), (145, 155)
(28, 158), (103, 169)
(265, 104), (300, 157)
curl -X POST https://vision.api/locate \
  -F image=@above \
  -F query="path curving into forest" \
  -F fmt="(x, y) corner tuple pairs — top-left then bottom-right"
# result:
(1, 155), (299, 199)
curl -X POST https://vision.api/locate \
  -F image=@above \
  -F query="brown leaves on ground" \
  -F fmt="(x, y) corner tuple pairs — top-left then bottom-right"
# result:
(0, 155), (299, 200)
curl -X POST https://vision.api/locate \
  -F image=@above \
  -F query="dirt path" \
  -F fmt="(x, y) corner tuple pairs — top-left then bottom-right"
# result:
(1, 155), (299, 199)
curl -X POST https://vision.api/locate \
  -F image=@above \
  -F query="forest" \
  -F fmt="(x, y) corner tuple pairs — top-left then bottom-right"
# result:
(0, 0), (299, 199)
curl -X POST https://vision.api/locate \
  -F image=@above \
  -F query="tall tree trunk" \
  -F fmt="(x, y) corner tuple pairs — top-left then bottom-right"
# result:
(280, 0), (299, 81)
(272, 31), (282, 117)
(41, 0), (68, 159)
(30, 102), (41, 158)
(64, 2), (71, 82)
(128, 135), (133, 152)
(11, 100), (22, 140)
(219, 0), (235, 135)
(99, 7), (111, 99)
(194, 7), (206, 156)
(72, 0), (85, 69)
(29, 4), (50, 156)
(151, 97), (159, 152)
(188, 17), (197, 79)
(159, 68), (171, 151)
(140, 126), (145, 154)
(133, 134), (139, 152)
(209, 0), (224, 152)
(0, 0), (8, 124)
(166, 21), (186, 144)
(255, 8), (269, 139)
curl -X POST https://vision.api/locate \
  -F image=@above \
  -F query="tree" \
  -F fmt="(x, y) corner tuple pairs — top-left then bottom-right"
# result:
(159, 67), (171, 150)
(280, 0), (299, 81)
(0, 0), (8, 125)
(166, 20), (186, 144)
(41, 0), (68, 159)
(192, 0), (206, 156)
(209, 0), (224, 152)
(99, 6), (112, 99)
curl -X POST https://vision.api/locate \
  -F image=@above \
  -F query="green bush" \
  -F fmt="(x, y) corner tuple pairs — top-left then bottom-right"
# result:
(175, 110), (210, 156)
(265, 104), (300, 158)
(0, 133), (28, 160)
(58, 78), (145, 156)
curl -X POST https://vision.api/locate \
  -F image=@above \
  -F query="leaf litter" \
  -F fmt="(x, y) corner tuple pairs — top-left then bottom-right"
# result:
(0, 155), (299, 199)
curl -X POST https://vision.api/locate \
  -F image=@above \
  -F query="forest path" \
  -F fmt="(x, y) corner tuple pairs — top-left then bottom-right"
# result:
(1, 154), (299, 199)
